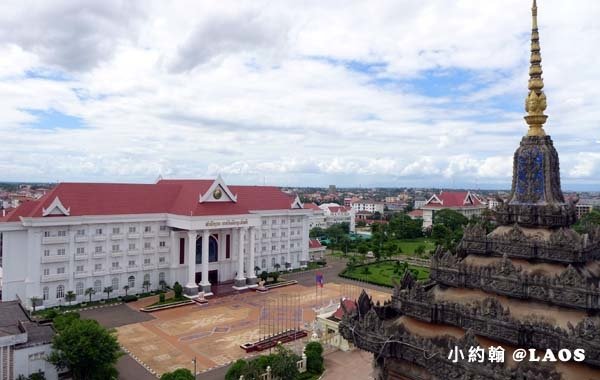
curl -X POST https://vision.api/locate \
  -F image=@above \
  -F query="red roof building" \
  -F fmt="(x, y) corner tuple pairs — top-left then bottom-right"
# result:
(421, 191), (486, 228)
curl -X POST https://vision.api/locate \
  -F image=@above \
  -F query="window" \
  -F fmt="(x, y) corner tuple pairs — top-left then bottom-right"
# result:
(159, 272), (165, 284)
(272, 232), (276, 237)
(43, 268), (50, 276)
(112, 277), (119, 290)
(43, 287), (49, 300)
(159, 225), (167, 231)
(179, 238), (185, 264)
(94, 280), (102, 293)
(290, 243), (294, 248)
(282, 219), (286, 225)
(44, 231), (51, 237)
(112, 244), (120, 252)
(290, 230), (294, 236)
(144, 258), (151, 265)
(128, 276), (135, 288)
(76, 247), (85, 254)
(112, 227), (120, 234)
(281, 231), (286, 237)
(96, 228), (103, 235)
(112, 262), (119, 268)
(44, 249), (50, 256)
(261, 259), (266, 269)
(272, 219), (276, 224)
(56, 285), (65, 299)
(271, 245), (276, 251)
(271, 257), (276, 267)
(262, 220), (267, 225)
(281, 244), (285, 250)
(281, 256), (285, 265)
(262, 246), (266, 252)
(128, 260), (135, 267)
(58, 230), (66, 237)
(57, 248), (66, 255)
(159, 241), (166, 247)
(159, 256), (166, 263)
(129, 243), (136, 250)
(144, 226), (151, 233)
(95, 263), (102, 271)
(76, 229), (85, 236)
(76, 265), (84, 272)
(95, 246), (102, 253)
(143, 273), (150, 283)
(129, 226), (136, 233)
(57, 267), (65, 274)
(144, 242), (151, 249)
(76, 282), (84, 296)
(226, 234), (231, 259)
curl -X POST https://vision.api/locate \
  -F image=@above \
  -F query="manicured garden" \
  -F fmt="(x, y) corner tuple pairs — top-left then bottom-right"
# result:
(396, 237), (435, 255)
(340, 260), (429, 287)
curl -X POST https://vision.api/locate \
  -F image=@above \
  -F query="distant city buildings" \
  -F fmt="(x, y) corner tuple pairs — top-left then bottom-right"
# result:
(306, 203), (355, 232)
(350, 200), (384, 214)
(421, 190), (486, 229)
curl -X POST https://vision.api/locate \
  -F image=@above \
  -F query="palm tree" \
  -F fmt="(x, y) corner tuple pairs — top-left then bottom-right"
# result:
(65, 291), (76, 306)
(103, 286), (113, 300)
(85, 287), (95, 303)
(254, 266), (261, 276)
(123, 285), (130, 297)
(159, 280), (167, 291)
(274, 263), (281, 272)
(30, 297), (41, 313)
(142, 280), (151, 293)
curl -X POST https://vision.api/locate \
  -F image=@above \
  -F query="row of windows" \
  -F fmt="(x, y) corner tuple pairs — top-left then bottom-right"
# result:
(45, 225), (169, 238)
(44, 241), (168, 256)
(260, 241), (303, 252)
(42, 273), (167, 300)
(260, 229), (302, 239)
(257, 255), (300, 270)
(260, 217), (303, 226)
(44, 256), (167, 275)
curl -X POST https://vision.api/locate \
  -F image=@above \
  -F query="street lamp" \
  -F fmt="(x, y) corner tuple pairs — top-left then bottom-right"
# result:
(192, 356), (197, 378)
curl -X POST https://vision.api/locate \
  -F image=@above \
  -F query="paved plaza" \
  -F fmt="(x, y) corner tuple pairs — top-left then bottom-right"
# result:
(115, 282), (390, 377)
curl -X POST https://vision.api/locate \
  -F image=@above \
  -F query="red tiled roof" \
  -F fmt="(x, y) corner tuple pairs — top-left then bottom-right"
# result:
(328, 206), (350, 213)
(4, 180), (298, 221)
(422, 191), (484, 209)
(304, 203), (321, 210)
(331, 299), (357, 321)
(309, 239), (323, 249)
(408, 209), (423, 218)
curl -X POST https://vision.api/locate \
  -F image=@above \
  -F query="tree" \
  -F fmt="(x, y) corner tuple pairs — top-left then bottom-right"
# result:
(271, 271), (280, 283)
(388, 213), (423, 239)
(270, 344), (300, 380)
(16, 371), (46, 380)
(47, 316), (122, 380)
(574, 209), (600, 233)
(123, 285), (130, 297)
(356, 220), (366, 228)
(84, 287), (95, 303)
(433, 209), (468, 231)
(225, 359), (249, 380)
(52, 312), (81, 332)
(30, 297), (41, 313)
(357, 242), (369, 255)
(260, 271), (269, 282)
(65, 291), (76, 306)
(159, 280), (167, 291)
(305, 341), (324, 374)
(103, 286), (113, 300)
(414, 245), (426, 256)
(254, 266), (261, 275)
(173, 282), (183, 299)
(274, 263), (281, 272)
(309, 227), (325, 238)
(142, 280), (151, 293)
(159, 368), (195, 380)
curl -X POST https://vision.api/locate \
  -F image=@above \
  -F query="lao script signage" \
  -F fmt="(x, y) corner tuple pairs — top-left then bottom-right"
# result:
(205, 219), (249, 228)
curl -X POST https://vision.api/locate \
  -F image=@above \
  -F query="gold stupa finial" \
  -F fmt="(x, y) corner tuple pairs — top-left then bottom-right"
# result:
(524, 0), (548, 137)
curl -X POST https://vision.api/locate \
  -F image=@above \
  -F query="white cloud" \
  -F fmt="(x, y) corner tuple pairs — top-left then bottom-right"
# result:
(0, 0), (598, 189)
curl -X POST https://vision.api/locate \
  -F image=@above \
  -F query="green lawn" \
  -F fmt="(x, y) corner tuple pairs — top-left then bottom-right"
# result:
(341, 261), (430, 287)
(396, 238), (436, 255)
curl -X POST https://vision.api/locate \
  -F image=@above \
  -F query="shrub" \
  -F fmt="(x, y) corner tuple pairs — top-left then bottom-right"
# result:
(173, 282), (183, 299)
(305, 341), (324, 374)
(260, 271), (269, 282)
(122, 295), (138, 303)
(271, 271), (280, 283)
(160, 368), (195, 380)
(159, 293), (165, 303)
(225, 359), (248, 380)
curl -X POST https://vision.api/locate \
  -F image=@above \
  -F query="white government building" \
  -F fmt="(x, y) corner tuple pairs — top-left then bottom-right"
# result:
(0, 177), (311, 309)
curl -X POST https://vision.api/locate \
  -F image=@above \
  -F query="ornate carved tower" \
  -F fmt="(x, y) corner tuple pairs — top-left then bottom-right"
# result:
(340, 2), (600, 379)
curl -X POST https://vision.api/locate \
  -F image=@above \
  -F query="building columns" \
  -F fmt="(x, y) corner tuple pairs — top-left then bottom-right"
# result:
(247, 227), (257, 286)
(184, 231), (198, 296)
(234, 228), (247, 289)
(200, 229), (211, 294)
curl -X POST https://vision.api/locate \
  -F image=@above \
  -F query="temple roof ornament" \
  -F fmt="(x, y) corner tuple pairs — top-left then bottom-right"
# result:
(525, 0), (548, 137)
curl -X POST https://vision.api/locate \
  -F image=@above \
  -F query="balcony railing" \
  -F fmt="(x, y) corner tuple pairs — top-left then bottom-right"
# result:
(158, 230), (169, 237)
(143, 247), (155, 254)
(42, 236), (68, 244)
(92, 269), (108, 276)
(127, 232), (140, 239)
(127, 249), (140, 256)
(92, 251), (107, 258)
(110, 233), (125, 240)
(74, 254), (89, 261)
(41, 255), (69, 264)
(41, 273), (68, 282)
(157, 246), (169, 253)
(126, 265), (140, 272)
(74, 271), (90, 279)
(110, 267), (125, 274)
(143, 263), (155, 270)
(143, 232), (155, 238)
(110, 250), (124, 257)
(157, 261), (169, 268)
(92, 234), (107, 242)
(74, 235), (88, 243)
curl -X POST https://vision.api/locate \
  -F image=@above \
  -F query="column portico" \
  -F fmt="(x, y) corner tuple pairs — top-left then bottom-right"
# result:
(200, 229), (211, 294)
(247, 226), (257, 287)
(184, 231), (198, 296)
(234, 227), (247, 289)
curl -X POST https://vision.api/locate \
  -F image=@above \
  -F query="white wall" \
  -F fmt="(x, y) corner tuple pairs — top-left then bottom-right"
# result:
(14, 344), (58, 380)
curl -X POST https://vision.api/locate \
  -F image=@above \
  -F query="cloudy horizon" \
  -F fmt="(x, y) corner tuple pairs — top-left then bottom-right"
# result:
(1, 0), (599, 190)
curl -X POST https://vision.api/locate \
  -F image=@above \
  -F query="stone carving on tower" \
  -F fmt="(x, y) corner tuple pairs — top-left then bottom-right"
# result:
(340, 2), (600, 379)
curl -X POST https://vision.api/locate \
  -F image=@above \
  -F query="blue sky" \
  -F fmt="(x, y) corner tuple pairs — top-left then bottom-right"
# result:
(0, 0), (598, 190)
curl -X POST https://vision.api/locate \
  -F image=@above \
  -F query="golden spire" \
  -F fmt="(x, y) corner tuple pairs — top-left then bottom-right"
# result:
(524, 0), (548, 137)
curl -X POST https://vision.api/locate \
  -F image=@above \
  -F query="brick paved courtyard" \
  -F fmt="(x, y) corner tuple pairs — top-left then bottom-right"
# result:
(116, 283), (390, 376)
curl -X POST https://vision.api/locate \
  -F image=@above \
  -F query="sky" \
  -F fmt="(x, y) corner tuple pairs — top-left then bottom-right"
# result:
(0, 0), (599, 190)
